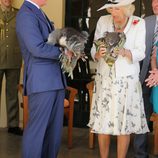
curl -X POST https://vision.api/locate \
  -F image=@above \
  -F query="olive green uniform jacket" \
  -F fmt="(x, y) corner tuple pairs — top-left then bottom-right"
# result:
(0, 7), (22, 69)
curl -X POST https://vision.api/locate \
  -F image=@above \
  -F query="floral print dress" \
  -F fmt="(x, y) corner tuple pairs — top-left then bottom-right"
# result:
(88, 65), (149, 135)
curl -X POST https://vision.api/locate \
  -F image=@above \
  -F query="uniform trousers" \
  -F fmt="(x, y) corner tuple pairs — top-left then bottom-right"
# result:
(0, 69), (20, 127)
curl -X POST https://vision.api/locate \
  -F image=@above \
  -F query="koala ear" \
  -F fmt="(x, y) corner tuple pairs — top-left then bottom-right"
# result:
(118, 32), (122, 38)
(81, 31), (89, 39)
(103, 31), (108, 37)
(119, 32), (126, 39)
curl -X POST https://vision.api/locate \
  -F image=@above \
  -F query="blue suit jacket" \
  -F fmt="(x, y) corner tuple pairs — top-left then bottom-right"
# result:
(16, 1), (66, 95)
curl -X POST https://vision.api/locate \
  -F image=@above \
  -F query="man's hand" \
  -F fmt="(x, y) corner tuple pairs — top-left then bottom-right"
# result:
(145, 69), (158, 87)
(64, 50), (74, 62)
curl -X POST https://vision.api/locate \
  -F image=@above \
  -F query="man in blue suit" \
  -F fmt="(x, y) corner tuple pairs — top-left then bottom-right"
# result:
(134, 0), (158, 157)
(16, 0), (67, 157)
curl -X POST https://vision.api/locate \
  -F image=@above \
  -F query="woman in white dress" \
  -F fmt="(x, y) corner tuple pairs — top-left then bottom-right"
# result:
(88, 0), (149, 158)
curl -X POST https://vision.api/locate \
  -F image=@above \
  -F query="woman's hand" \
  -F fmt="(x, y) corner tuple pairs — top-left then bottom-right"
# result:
(116, 48), (132, 61)
(145, 69), (158, 87)
(95, 45), (106, 60)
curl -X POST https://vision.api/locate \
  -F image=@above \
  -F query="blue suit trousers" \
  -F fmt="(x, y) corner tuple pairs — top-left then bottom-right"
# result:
(22, 90), (64, 158)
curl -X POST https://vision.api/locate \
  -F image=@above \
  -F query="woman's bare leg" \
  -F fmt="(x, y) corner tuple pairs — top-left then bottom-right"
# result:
(117, 135), (130, 158)
(98, 134), (111, 158)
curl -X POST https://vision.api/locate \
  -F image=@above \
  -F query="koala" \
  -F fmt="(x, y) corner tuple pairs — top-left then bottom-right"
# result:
(48, 27), (88, 55)
(47, 27), (89, 79)
(94, 31), (126, 67)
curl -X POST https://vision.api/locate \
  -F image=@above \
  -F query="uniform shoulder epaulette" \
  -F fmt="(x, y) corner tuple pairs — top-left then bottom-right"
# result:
(12, 7), (19, 13)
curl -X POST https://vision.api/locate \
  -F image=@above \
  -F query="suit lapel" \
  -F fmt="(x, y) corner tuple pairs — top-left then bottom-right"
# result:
(40, 10), (54, 31)
(23, 1), (53, 32)
(123, 16), (133, 34)
(144, 15), (156, 63)
(44, 13), (54, 30)
(146, 15), (156, 54)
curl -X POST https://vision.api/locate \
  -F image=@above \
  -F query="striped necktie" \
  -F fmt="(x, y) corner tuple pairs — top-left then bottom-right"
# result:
(152, 21), (158, 49)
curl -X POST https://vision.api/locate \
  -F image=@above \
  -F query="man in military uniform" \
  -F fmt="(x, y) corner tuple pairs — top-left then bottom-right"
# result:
(0, 0), (22, 135)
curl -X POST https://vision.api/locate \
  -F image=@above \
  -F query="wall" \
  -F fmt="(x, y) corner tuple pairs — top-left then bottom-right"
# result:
(0, 0), (65, 127)
(12, 0), (65, 28)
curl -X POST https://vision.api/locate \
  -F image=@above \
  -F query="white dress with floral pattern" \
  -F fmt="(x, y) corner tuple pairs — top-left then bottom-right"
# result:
(88, 65), (149, 135)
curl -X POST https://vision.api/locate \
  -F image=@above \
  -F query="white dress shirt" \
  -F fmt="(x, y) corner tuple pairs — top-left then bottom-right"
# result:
(26, 0), (40, 9)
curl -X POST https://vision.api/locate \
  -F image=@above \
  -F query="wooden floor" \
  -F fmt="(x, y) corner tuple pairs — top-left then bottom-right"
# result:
(0, 127), (157, 158)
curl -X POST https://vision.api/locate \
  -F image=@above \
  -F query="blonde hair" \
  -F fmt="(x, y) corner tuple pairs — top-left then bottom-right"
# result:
(106, 4), (135, 17)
